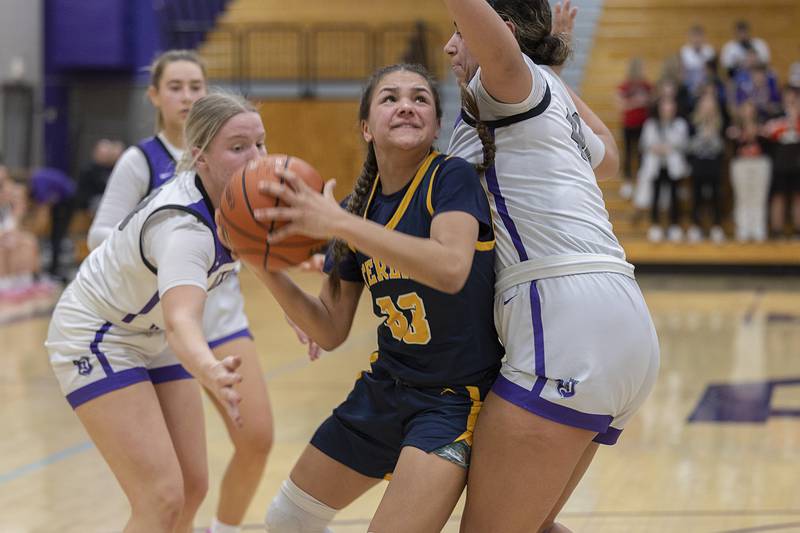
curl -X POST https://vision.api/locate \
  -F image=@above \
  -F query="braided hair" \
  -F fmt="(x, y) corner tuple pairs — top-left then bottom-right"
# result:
(328, 63), (442, 296)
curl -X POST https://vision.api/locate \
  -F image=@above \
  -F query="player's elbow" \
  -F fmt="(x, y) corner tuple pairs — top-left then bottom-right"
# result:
(317, 330), (348, 351)
(435, 258), (471, 295)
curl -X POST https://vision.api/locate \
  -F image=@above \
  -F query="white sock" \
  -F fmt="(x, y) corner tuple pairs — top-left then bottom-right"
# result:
(265, 478), (336, 533)
(210, 517), (241, 533)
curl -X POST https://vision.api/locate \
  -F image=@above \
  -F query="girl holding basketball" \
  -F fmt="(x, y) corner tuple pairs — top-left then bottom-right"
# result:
(88, 50), (273, 533)
(241, 63), (503, 533)
(46, 93), (267, 533)
(441, 1), (660, 531)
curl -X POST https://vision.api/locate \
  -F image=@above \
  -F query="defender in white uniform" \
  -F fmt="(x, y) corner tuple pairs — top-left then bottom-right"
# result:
(443, 1), (659, 531)
(45, 94), (266, 532)
(85, 51), (273, 533)
(49, 171), (238, 402)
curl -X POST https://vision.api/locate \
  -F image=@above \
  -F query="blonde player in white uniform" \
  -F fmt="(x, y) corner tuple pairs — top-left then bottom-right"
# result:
(443, 1), (660, 531)
(46, 94), (267, 533)
(88, 51), (273, 533)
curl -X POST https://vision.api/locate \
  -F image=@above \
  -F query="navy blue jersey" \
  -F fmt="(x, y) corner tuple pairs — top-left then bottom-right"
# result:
(326, 152), (502, 386)
(137, 136), (177, 194)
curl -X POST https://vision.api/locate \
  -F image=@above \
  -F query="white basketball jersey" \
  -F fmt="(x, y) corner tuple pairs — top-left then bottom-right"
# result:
(448, 55), (628, 274)
(71, 172), (237, 333)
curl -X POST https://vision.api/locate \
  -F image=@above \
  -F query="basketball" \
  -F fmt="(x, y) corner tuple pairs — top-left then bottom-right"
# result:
(219, 154), (326, 271)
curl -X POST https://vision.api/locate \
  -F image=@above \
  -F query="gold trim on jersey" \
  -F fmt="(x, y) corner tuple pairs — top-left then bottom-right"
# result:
(475, 239), (495, 251)
(454, 385), (482, 446)
(363, 151), (440, 230)
(425, 155), (454, 216)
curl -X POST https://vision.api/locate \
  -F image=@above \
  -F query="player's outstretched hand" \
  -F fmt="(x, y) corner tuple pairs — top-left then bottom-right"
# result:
(285, 313), (322, 361)
(203, 355), (244, 427)
(254, 163), (340, 243)
(553, 0), (578, 40)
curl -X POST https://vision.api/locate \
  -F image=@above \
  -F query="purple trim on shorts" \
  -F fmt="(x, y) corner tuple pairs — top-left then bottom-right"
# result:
(593, 426), (622, 445)
(484, 129), (529, 262)
(66, 367), (150, 408)
(148, 364), (193, 384)
(492, 374), (614, 434)
(122, 291), (161, 324)
(207, 328), (253, 349)
(529, 281), (546, 381)
(90, 322), (114, 376)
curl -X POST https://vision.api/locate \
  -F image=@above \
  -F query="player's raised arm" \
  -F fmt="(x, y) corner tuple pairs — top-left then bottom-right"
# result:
(442, 0), (532, 104)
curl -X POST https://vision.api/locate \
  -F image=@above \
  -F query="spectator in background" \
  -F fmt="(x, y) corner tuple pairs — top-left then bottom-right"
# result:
(0, 165), (52, 300)
(763, 86), (800, 238)
(47, 138), (123, 279)
(687, 88), (726, 243)
(721, 20), (771, 78)
(788, 55), (800, 89)
(617, 57), (653, 199)
(658, 56), (693, 119)
(697, 58), (730, 128)
(727, 100), (771, 242)
(680, 25), (716, 97)
(733, 51), (782, 119)
(635, 97), (690, 243)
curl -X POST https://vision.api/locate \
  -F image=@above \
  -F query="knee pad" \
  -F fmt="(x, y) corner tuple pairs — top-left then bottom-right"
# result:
(265, 478), (336, 533)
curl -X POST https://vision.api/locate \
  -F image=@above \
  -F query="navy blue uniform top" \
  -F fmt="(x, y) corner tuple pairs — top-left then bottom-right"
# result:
(325, 152), (503, 387)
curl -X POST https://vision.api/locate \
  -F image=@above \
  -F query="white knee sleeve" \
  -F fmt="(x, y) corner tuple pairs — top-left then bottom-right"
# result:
(265, 478), (337, 533)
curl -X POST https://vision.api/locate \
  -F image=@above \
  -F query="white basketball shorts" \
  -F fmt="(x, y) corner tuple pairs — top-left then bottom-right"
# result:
(46, 285), (190, 409)
(492, 272), (659, 445)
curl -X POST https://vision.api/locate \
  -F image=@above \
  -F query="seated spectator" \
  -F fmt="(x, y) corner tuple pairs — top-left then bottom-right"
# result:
(727, 101), (771, 242)
(763, 86), (800, 238)
(687, 89), (726, 243)
(721, 20), (771, 78)
(48, 138), (123, 278)
(617, 57), (653, 198)
(681, 25), (716, 97)
(635, 97), (690, 243)
(0, 165), (55, 300)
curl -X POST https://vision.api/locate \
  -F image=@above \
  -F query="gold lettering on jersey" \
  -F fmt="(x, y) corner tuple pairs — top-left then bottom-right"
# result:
(361, 258), (409, 287)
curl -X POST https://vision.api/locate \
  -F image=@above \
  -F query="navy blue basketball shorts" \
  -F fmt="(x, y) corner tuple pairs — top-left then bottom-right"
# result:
(310, 362), (494, 479)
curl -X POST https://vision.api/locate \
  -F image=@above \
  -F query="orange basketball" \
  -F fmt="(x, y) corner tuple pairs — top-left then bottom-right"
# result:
(219, 154), (326, 272)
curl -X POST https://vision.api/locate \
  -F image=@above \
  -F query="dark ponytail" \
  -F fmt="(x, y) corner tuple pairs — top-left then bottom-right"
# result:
(328, 143), (378, 296)
(493, 0), (573, 66)
(459, 84), (496, 174)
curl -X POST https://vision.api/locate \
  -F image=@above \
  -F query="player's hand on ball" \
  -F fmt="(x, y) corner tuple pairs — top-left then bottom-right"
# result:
(254, 164), (341, 243)
(204, 355), (244, 427)
(214, 209), (239, 259)
(299, 253), (326, 273)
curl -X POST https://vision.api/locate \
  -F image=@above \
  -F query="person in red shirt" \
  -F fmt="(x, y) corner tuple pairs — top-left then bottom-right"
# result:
(617, 58), (653, 198)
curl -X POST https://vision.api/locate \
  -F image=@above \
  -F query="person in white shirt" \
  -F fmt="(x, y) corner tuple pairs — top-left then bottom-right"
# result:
(46, 94), (267, 533)
(443, 1), (659, 532)
(680, 25), (717, 96)
(721, 20), (771, 78)
(88, 51), (273, 533)
(635, 97), (690, 243)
